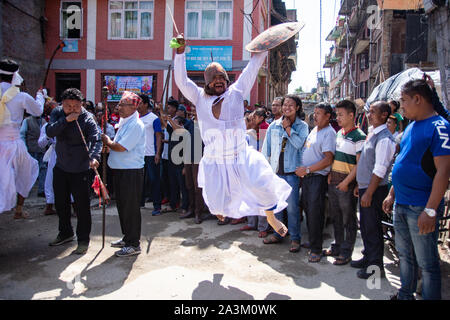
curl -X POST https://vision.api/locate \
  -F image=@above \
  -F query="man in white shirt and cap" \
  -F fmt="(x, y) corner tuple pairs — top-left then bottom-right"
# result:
(0, 58), (46, 218)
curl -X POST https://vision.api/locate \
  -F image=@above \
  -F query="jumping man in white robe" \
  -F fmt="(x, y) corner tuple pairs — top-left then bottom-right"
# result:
(172, 37), (291, 236)
(0, 58), (46, 218)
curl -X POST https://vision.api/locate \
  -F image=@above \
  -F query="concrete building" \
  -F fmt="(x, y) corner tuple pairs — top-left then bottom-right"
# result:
(41, 0), (289, 108)
(267, 0), (298, 104)
(323, 0), (442, 105)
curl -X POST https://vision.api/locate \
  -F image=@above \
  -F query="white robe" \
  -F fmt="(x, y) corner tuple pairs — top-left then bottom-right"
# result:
(0, 82), (44, 213)
(38, 123), (56, 204)
(174, 52), (291, 218)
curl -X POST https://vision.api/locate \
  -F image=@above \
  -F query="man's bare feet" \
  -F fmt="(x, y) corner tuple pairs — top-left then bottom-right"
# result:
(266, 211), (288, 237)
(13, 207), (30, 219)
(216, 214), (225, 222)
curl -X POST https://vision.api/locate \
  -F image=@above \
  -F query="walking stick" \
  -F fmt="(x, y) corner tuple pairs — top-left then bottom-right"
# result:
(101, 86), (109, 248)
(161, 64), (172, 114)
(74, 119), (110, 248)
(75, 120), (110, 203)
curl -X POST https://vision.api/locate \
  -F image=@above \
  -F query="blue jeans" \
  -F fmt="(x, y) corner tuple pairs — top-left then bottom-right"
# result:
(274, 174), (301, 241)
(394, 203), (442, 300)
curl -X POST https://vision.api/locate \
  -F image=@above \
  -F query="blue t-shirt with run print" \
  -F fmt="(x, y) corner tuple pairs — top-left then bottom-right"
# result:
(392, 115), (450, 206)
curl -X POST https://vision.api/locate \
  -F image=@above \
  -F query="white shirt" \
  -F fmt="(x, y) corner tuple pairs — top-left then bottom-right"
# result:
(162, 128), (169, 160)
(370, 124), (396, 179)
(1, 82), (44, 129)
(140, 111), (161, 157)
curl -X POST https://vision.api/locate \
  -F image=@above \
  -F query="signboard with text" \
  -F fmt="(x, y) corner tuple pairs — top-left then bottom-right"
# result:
(105, 75), (153, 101)
(185, 46), (233, 71)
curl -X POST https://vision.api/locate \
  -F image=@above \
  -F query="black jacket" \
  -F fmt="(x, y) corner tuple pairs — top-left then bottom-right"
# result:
(46, 106), (102, 173)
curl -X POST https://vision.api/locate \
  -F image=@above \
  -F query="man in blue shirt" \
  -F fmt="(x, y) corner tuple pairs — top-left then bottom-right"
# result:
(102, 91), (146, 257)
(383, 79), (450, 300)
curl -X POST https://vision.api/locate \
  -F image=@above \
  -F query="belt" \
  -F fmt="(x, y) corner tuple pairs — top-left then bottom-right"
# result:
(303, 173), (323, 178)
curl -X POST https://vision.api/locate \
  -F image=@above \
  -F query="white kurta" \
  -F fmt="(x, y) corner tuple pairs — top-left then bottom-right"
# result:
(174, 52), (291, 219)
(38, 123), (56, 204)
(0, 82), (44, 213)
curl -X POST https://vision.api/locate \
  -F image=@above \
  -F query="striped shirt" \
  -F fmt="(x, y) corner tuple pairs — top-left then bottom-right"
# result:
(330, 127), (366, 185)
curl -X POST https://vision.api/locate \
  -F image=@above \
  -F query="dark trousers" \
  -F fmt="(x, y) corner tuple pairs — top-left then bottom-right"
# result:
(184, 163), (205, 216)
(161, 159), (171, 201)
(141, 156), (162, 210)
(328, 184), (358, 258)
(359, 185), (389, 267)
(113, 168), (144, 247)
(53, 166), (91, 244)
(302, 174), (328, 254)
(168, 160), (189, 210)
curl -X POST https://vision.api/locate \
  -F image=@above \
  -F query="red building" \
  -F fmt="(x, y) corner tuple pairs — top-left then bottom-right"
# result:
(44, 0), (272, 107)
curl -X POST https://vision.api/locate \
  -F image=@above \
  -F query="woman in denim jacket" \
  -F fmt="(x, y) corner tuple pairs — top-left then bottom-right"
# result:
(262, 94), (309, 252)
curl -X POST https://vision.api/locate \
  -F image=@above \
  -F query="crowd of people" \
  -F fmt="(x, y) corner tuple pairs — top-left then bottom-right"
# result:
(1, 47), (449, 301)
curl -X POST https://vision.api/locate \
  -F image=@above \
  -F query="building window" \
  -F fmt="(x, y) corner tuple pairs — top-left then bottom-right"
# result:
(185, 0), (233, 39)
(60, 1), (83, 39)
(108, 1), (154, 39)
(359, 81), (368, 99)
(359, 53), (369, 70)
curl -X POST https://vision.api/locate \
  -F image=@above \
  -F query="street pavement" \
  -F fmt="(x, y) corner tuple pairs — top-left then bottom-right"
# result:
(0, 190), (449, 301)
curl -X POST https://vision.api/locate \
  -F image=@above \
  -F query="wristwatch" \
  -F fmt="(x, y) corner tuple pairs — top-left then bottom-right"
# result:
(306, 167), (311, 174)
(424, 208), (436, 218)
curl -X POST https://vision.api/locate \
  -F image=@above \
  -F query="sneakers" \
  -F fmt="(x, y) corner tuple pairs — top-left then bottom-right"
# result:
(152, 209), (161, 216)
(49, 234), (75, 246)
(72, 243), (89, 255)
(115, 246), (141, 257)
(111, 238), (126, 248)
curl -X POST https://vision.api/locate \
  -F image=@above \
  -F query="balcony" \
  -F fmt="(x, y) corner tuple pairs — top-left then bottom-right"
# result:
(326, 25), (343, 41)
(348, 6), (360, 30)
(338, 0), (357, 16)
(354, 38), (370, 55)
(323, 49), (343, 69)
(337, 29), (356, 49)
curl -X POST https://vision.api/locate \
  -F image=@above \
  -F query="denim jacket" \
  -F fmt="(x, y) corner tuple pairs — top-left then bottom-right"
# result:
(262, 117), (309, 174)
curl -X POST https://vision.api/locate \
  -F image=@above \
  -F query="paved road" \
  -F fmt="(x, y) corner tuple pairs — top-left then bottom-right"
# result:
(0, 191), (448, 300)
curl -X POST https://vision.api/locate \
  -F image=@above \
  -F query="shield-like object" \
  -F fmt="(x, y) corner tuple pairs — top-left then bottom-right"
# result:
(245, 21), (305, 53)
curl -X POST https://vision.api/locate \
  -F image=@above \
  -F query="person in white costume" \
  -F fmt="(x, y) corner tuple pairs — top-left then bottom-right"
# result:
(173, 37), (291, 236)
(38, 122), (57, 214)
(0, 58), (45, 218)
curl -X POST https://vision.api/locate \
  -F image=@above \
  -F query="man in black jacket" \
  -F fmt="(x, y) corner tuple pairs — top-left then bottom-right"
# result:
(46, 88), (102, 255)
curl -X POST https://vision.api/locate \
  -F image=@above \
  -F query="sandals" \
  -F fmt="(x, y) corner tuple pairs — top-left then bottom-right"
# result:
(308, 252), (322, 263)
(161, 207), (177, 214)
(263, 234), (283, 244)
(258, 231), (268, 238)
(322, 247), (340, 257)
(289, 241), (301, 253)
(333, 256), (351, 266)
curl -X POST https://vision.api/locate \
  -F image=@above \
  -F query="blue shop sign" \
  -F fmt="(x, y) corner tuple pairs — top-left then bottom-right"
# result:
(185, 46), (232, 71)
(62, 40), (78, 52)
